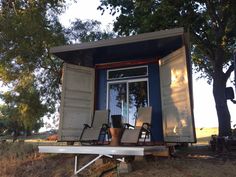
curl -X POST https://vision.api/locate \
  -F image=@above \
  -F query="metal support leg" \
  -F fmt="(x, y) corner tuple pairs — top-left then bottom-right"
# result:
(73, 154), (126, 175)
(74, 154), (103, 175)
(74, 155), (78, 175)
(104, 154), (125, 162)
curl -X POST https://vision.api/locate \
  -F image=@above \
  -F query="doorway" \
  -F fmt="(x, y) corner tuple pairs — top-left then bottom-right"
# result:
(107, 79), (149, 126)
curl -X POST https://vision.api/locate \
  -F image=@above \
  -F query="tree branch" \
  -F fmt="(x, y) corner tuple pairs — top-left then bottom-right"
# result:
(206, 0), (220, 27)
(225, 63), (234, 80)
(205, 0), (225, 44)
(192, 32), (214, 60)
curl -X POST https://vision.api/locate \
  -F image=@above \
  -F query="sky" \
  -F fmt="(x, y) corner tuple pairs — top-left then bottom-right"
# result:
(59, 0), (114, 29)
(58, 0), (236, 128)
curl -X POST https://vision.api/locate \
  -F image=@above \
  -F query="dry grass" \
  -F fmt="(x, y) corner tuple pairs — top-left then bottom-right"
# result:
(196, 127), (218, 144)
(0, 142), (37, 177)
(0, 142), (118, 177)
(0, 142), (74, 177)
(1, 141), (236, 177)
(3, 128), (236, 177)
(121, 156), (236, 177)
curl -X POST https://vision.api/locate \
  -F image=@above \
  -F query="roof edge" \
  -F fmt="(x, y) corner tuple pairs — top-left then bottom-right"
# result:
(50, 27), (184, 54)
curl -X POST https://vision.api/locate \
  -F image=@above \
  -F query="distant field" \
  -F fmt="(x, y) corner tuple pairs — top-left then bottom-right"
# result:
(195, 127), (218, 144)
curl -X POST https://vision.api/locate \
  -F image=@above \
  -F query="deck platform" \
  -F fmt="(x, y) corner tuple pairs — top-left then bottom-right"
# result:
(39, 145), (167, 175)
(39, 145), (167, 156)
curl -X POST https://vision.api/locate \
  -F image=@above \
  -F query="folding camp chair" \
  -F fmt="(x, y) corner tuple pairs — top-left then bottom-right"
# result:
(121, 107), (152, 145)
(79, 110), (110, 145)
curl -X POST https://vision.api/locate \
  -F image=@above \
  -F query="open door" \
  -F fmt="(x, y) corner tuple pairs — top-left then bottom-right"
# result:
(159, 47), (196, 143)
(58, 63), (95, 141)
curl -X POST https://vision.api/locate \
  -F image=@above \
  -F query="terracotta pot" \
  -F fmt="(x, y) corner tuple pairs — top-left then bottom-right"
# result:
(109, 128), (123, 146)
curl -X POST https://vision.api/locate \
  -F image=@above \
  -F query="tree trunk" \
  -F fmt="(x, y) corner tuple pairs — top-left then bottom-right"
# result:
(213, 71), (231, 136)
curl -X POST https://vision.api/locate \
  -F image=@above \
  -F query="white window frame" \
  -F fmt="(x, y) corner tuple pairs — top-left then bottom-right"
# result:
(107, 65), (148, 80)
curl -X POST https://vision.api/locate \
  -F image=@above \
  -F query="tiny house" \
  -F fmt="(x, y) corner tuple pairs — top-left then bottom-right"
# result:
(52, 27), (196, 143)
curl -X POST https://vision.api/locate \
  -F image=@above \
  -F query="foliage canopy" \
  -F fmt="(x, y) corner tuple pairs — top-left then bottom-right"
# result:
(65, 19), (114, 43)
(0, 0), (114, 135)
(0, 0), (66, 134)
(98, 0), (236, 136)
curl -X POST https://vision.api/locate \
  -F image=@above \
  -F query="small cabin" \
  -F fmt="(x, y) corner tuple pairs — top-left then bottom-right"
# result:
(52, 27), (196, 143)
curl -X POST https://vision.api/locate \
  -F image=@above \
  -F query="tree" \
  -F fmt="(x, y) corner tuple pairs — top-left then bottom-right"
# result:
(1, 74), (45, 135)
(98, 0), (236, 136)
(65, 19), (114, 43)
(0, 0), (115, 134)
(0, 0), (67, 133)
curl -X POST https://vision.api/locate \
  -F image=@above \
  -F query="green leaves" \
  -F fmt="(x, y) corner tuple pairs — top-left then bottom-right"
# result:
(99, 0), (236, 79)
(65, 19), (115, 43)
(0, 0), (115, 134)
(0, 0), (67, 134)
(99, 0), (236, 136)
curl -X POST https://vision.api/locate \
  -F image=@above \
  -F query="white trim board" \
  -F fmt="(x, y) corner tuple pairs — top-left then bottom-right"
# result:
(51, 28), (184, 54)
(39, 145), (167, 156)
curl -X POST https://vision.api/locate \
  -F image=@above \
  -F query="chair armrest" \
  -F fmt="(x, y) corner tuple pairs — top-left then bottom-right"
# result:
(102, 123), (109, 129)
(83, 124), (91, 128)
(123, 123), (135, 129)
(142, 123), (151, 127)
(142, 123), (151, 131)
(79, 124), (91, 141)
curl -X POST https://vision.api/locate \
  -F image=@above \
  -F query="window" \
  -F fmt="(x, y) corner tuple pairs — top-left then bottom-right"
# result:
(107, 66), (149, 126)
(107, 66), (148, 80)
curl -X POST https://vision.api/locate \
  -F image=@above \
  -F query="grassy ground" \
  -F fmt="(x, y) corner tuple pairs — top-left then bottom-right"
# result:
(1, 142), (236, 177)
(121, 150), (236, 177)
(1, 127), (231, 177)
(0, 142), (75, 177)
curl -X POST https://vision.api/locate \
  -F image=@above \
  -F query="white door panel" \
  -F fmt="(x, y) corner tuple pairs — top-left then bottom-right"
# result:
(159, 47), (195, 142)
(58, 63), (95, 141)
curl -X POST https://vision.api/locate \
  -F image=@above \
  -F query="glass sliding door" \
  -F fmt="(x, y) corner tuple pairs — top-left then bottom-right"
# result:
(128, 80), (148, 125)
(108, 79), (149, 126)
(108, 82), (128, 123)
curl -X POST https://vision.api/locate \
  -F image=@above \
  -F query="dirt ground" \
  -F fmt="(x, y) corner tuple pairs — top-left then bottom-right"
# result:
(121, 146), (236, 177)
(1, 142), (236, 177)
